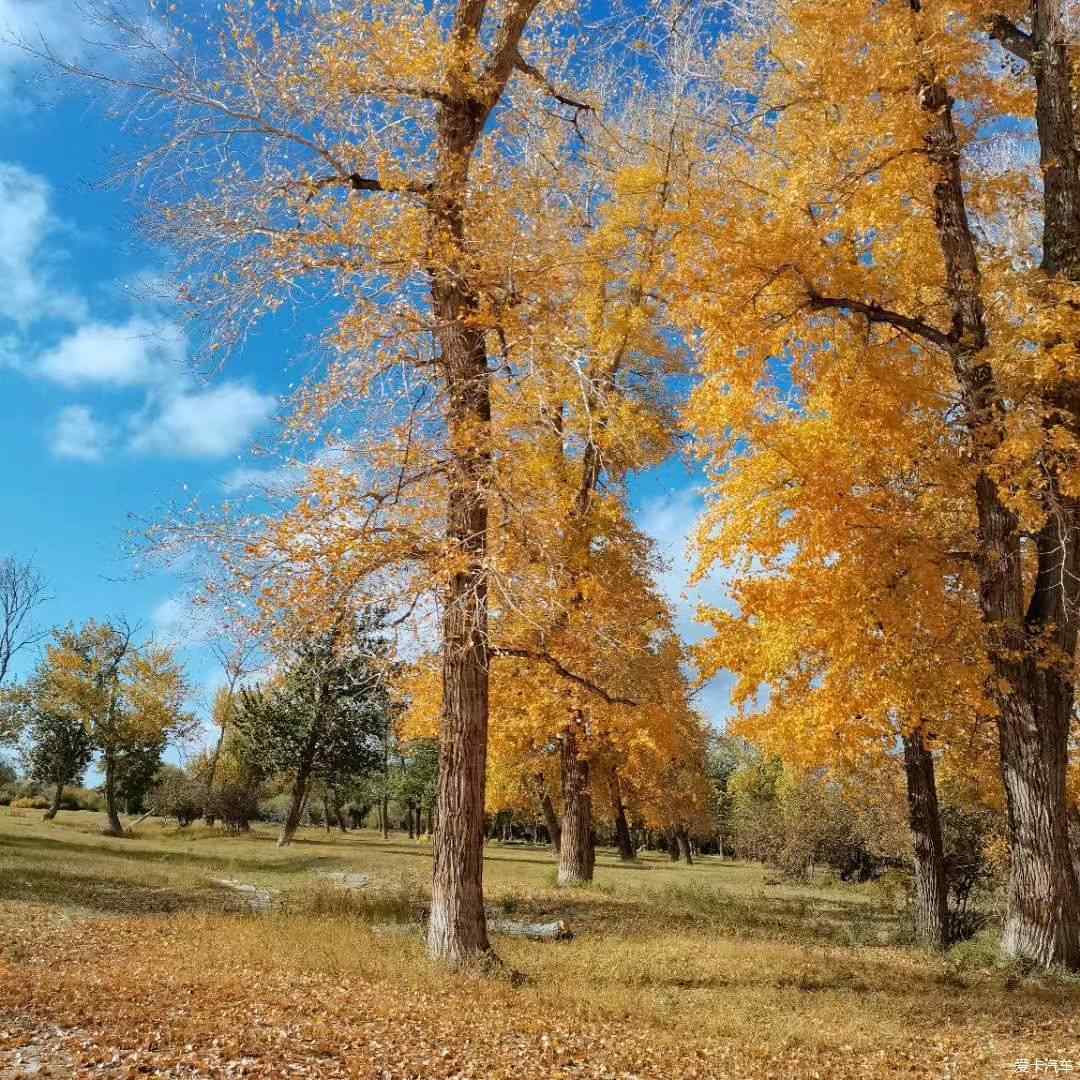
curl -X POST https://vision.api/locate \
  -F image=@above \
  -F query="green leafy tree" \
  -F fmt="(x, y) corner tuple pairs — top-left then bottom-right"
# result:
(14, 672), (94, 821)
(394, 738), (440, 838)
(235, 612), (392, 847)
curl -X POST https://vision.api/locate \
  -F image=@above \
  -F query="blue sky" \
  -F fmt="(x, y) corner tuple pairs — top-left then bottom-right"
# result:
(0, 2), (733, 753)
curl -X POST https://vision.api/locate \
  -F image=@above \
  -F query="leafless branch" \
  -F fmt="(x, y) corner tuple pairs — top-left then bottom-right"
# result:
(0, 558), (51, 688)
(806, 292), (953, 351)
(988, 15), (1035, 65)
(492, 646), (638, 707)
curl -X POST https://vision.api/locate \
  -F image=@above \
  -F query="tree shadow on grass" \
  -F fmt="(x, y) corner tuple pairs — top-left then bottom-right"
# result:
(0, 863), (226, 918)
(0, 833), (334, 876)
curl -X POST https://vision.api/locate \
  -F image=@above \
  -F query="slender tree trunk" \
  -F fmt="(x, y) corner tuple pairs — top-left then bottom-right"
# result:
(278, 758), (314, 848)
(558, 723), (595, 886)
(102, 749), (123, 836)
(202, 718), (229, 827)
(609, 772), (635, 862)
(538, 783), (561, 856)
(408, 803), (416, 840)
(668, 829), (680, 862)
(676, 827), (693, 865)
(43, 778), (64, 821)
(902, 730), (949, 950)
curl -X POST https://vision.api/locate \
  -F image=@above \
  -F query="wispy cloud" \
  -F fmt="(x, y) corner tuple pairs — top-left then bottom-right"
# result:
(636, 484), (737, 729)
(0, 163), (86, 328)
(0, 161), (277, 463)
(130, 381), (277, 460)
(36, 317), (187, 388)
(49, 403), (113, 463)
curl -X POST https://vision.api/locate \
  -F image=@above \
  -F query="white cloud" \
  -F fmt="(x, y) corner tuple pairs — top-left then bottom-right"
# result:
(33, 313), (275, 461)
(636, 486), (736, 646)
(221, 462), (302, 496)
(0, 0), (88, 102)
(36, 316), (186, 387)
(130, 382), (277, 459)
(0, 1), (163, 109)
(151, 595), (216, 646)
(49, 403), (112, 462)
(0, 158), (276, 465)
(636, 485), (738, 730)
(0, 163), (85, 327)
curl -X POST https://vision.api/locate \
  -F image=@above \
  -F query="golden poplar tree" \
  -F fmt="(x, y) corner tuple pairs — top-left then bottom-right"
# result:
(680, 0), (1080, 967)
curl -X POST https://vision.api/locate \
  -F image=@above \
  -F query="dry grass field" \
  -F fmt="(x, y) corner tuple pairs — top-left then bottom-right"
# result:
(1, 807), (1078, 1078)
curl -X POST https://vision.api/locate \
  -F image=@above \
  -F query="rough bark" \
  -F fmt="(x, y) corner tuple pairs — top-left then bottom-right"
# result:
(43, 778), (63, 822)
(102, 750), (123, 836)
(915, 30), (1080, 967)
(424, 0), (547, 967)
(609, 772), (635, 862)
(558, 723), (595, 886)
(902, 730), (949, 950)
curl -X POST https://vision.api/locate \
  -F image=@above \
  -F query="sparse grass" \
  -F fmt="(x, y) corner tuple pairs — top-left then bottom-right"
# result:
(1, 807), (1078, 1077)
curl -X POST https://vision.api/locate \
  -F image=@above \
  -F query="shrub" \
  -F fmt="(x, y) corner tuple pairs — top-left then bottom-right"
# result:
(941, 803), (1003, 943)
(258, 793), (293, 824)
(208, 780), (260, 832)
(11, 795), (50, 810)
(149, 769), (204, 826)
(66, 787), (104, 812)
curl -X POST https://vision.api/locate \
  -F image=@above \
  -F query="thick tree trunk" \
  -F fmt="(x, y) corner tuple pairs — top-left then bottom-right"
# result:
(609, 773), (635, 862)
(902, 730), (949, 950)
(427, 327), (493, 959)
(676, 827), (693, 865)
(102, 750), (123, 836)
(43, 778), (63, 821)
(918, 52), (1080, 970)
(426, 115), (496, 962)
(668, 829), (680, 862)
(558, 724), (595, 886)
(997, 670), (1080, 967)
(424, 0), (549, 965)
(428, 582), (492, 961)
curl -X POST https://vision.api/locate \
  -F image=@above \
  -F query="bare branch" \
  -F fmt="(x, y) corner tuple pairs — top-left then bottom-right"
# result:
(512, 50), (594, 114)
(492, 646), (638, 707)
(0, 558), (50, 688)
(805, 292), (953, 351)
(988, 14), (1035, 65)
(301, 172), (433, 201)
